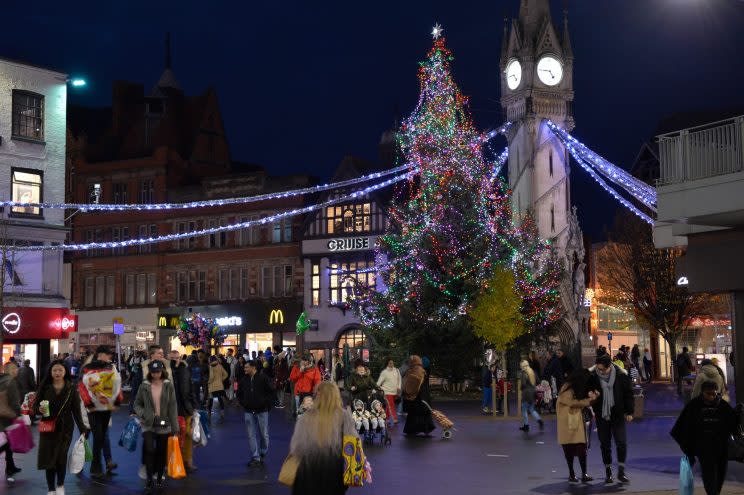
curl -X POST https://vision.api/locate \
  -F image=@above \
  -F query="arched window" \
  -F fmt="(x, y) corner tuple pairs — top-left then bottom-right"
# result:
(337, 327), (370, 363)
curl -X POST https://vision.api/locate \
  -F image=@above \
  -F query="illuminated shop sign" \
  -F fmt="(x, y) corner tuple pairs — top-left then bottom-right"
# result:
(269, 309), (284, 325)
(1, 313), (21, 334)
(327, 237), (370, 252)
(216, 316), (243, 327)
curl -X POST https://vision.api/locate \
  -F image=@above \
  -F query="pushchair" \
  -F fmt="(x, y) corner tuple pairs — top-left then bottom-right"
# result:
(353, 391), (392, 447)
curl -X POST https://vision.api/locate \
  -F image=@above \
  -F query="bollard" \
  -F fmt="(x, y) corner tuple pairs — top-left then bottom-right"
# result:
(503, 380), (508, 417)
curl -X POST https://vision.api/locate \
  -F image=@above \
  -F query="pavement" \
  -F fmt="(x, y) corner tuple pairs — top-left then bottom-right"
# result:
(2, 383), (743, 495)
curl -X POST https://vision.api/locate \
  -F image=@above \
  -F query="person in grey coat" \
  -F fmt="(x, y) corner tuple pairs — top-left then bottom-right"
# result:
(134, 360), (179, 494)
(519, 359), (544, 432)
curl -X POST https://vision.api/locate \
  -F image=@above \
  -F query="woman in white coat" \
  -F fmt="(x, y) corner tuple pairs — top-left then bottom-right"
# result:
(377, 357), (402, 425)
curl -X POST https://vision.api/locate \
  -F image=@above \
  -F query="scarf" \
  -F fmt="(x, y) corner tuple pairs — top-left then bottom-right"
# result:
(598, 365), (616, 421)
(402, 364), (425, 401)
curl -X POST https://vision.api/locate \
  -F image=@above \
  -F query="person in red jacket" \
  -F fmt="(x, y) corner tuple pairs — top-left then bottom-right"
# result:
(289, 354), (321, 414)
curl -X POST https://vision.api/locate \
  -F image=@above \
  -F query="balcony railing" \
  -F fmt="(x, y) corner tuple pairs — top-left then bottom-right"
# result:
(657, 116), (744, 185)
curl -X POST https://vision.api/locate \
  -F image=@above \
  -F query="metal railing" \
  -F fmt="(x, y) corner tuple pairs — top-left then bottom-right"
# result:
(657, 116), (744, 185)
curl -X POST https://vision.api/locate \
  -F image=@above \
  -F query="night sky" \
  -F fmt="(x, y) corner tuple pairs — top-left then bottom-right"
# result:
(3, 0), (744, 239)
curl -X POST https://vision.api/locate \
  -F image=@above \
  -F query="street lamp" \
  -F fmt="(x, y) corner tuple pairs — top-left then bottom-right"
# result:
(70, 78), (86, 88)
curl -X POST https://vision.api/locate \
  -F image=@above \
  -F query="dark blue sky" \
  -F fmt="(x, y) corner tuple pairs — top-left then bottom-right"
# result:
(3, 0), (744, 238)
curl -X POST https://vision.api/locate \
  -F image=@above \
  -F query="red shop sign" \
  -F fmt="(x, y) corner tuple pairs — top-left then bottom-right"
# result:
(1, 307), (71, 340)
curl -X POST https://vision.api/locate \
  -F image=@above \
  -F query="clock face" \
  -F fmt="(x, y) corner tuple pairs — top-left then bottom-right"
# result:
(505, 59), (522, 90)
(537, 55), (563, 86)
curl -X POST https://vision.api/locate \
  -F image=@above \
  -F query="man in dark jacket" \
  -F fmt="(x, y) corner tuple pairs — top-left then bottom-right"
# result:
(169, 350), (197, 472)
(238, 360), (275, 467)
(543, 352), (564, 390)
(671, 380), (737, 495)
(677, 346), (694, 395)
(587, 354), (634, 484)
(0, 365), (21, 481)
(557, 349), (574, 379)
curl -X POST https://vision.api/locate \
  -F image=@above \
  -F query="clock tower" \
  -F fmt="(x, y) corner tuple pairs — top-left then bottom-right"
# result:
(500, 0), (588, 344)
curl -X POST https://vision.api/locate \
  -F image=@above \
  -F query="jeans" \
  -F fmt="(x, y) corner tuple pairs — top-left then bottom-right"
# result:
(89, 411), (112, 475)
(521, 401), (541, 425)
(699, 453), (727, 495)
(482, 387), (493, 410)
(596, 417), (627, 465)
(244, 411), (269, 461)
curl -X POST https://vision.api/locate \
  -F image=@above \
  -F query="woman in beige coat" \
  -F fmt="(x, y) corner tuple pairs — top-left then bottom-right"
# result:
(557, 369), (598, 483)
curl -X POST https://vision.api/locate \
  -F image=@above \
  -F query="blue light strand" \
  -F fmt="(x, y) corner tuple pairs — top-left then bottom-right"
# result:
(0, 164), (414, 212)
(7, 171), (417, 252)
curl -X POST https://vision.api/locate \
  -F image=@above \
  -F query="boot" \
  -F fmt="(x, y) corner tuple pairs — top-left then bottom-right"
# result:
(604, 466), (613, 484)
(566, 456), (577, 482)
(579, 456), (592, 482)
(519, 424), (529, 432)
(618, 466), (629, 483)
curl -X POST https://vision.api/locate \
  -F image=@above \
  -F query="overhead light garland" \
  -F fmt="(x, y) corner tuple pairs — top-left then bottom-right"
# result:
(8, 171), (416, 252)
(0, 164), (413, 212)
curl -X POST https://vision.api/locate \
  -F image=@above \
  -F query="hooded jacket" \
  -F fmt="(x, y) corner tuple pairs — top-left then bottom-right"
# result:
(208, 362), (228, 393)
(691, 364), (726, 399)
(78, 360), (123, 413)
(290, 364), (321, 396)
(170, 360), (196, 417)
(134, 379), (179, 435)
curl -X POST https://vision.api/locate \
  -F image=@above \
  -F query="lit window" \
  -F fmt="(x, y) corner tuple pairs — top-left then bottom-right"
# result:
(311, 264), (320, 306)
(329, 260), (375, 303)
(11, 169), (42, 216)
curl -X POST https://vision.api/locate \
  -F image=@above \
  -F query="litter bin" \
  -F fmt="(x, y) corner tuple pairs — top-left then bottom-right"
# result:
(633, 385), (644, 419)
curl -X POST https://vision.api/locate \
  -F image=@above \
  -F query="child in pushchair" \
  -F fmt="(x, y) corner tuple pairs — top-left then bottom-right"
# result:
(352, 392), (392, 446)
(535, 380), (554, 414)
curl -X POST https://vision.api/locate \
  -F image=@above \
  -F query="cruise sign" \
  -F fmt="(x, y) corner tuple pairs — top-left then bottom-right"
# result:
(327, 237), (370, 252)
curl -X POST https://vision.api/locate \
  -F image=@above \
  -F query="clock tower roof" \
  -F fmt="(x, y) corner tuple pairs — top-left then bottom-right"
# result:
(518, 0), (552, 43)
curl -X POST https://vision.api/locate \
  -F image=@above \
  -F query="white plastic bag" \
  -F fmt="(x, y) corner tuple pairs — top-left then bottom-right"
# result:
(198, 421), (208, 447)
(191, 412), (201, 444)
(68, 434), (86, 474)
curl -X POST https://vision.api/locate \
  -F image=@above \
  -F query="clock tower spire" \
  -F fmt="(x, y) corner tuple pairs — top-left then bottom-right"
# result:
(500, 0), (586, 344)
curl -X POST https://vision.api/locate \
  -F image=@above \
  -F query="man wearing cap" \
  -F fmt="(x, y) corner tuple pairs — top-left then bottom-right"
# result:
(78, 345), (123, 480)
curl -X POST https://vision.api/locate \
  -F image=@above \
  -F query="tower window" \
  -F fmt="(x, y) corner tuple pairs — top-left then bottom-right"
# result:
(549, 151), (554, 177)
(550, 205), (555, 232)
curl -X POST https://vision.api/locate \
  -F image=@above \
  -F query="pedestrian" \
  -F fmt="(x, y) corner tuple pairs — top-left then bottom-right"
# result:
(273, 346), (289, 409)
(402, 355), (435, 437)
(676, 346), (694, 396)
(169, 350), (197, 472)
(238, 360), (275, 467)
(207, 355), (228, 424)
(519, 360), (544, 432)
(0, 363), (21, 483)
(480, 363), (495, 414)
(692, 359), (726, 400)
(671, 380), (737, 495)
(129, 350), (145, 414)
(398, 357), (409, 417)
(225, 349), (238, 401)
(528, 351), (541, 379)
(630, 345), (641, 371)
(81, 352), (118, 476)
(557, 349), (574, 379)
(347, 361), (380, 403)
(134, 360), (179, 494)
(557, 369), (598, 483)
(289, 354), (321, 413)
(587, 354), (634, 484)
(78, 345), (122, 480)
(288, 381), (357, 495)
(187, 351), (204, 407)
(34, 359), (90, 495)
(642, 348), (653, 382)
(543, 351), (564, 394)
(377, 358), (402, 424)
(17, 359), (36, 407)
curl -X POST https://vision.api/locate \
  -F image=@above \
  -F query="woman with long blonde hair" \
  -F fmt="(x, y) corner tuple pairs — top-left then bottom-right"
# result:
(519, 359), (544, 432)
(289, 381), (357, 495)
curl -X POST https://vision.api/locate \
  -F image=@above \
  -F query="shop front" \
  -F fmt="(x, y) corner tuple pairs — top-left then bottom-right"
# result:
(158, 300), (303, 355)
(75, 308), (159, 357)
(1, 307), (75, 375)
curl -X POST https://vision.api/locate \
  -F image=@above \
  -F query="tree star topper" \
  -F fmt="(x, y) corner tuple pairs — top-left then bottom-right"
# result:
(431, 23), (444, 40)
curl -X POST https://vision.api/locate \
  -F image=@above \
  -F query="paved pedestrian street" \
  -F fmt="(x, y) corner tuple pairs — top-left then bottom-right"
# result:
(3, 398), (744, 495)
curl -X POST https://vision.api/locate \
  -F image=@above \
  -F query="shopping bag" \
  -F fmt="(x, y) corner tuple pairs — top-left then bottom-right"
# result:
(278, 454), (299, 486)
(84, 437), (93, 462)
(197, 421), (208, 447)
(167, 436), (186, 479)
(68, 434), (87, 474)
(342, 434), (367, 487)
(118, 416), (141, 452)
(679, 455), (694, 495)
(198, 410), (210, 439)
(191, 412), (201, 444)
(6, 418), (34, 453)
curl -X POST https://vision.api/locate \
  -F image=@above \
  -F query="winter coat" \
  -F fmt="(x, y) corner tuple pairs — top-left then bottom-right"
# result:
(289, 365), (321, 396)
(587, 365), (634, 421)
(78, 360), (123, 413)
(348, 372), (379, 401)
(170, 360), (196, 417)
(377, 367), (402, 396)
(134, 379), (179, 435)
(402, 361), (426, 401)
(207, 363), (228, 393)
(16, 366), (35, 399)
(671, 395), (737, 458)
(0, 374), (20, 431)
(677, 352), (693, 378)
(691, 364), (726, 399)
(520, 369), (536, 403)
(543, 356), (563, 383)
(237, 372), (275, 413)
(556, 385), (592, 445)
(559, 356), (574, 377)
(33, 382), (88, 469)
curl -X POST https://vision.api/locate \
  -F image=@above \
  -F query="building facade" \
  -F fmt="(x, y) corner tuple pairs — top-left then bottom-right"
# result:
(0, 57), (74, 372)
(67, 50), (307, 355)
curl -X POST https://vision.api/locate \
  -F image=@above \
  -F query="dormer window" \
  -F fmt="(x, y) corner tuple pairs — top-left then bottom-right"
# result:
(326, 203), (372, 234)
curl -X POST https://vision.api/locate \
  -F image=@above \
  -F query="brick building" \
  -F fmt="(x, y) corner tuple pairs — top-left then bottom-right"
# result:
(67, 46), (308, 355)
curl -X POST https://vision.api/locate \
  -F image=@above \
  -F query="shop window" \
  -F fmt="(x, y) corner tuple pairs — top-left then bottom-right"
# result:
(84, 277), (94, 307)
(12, 90), (44, 141)
(147, 273), (157, 304)
(126, 274), (135, 305)
(311, 263), (320, 306)
(11, 168), (42, 216)
(136, 273), (147, 305)
(326, 203), (372, 234)
(329, 260), (376, 304)
(337, 327), (370, 363)
(106, 275), (115, 306)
